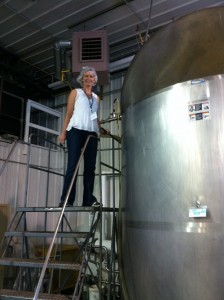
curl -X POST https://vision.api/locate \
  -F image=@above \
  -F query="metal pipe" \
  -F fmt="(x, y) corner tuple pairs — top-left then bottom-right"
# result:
(24, 135), (33, 207)
(98, 134), (103, 300)
(54, 40), (72, 81)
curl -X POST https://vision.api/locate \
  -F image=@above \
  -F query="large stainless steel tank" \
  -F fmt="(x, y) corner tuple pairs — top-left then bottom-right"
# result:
(120, 7), (224, 300)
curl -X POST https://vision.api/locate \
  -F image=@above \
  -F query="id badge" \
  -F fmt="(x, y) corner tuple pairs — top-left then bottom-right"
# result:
(90, 112), (97, 120)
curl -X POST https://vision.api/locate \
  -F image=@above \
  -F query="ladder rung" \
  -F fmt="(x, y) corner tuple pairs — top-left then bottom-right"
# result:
(17, 207), (96, 212)
(4, 231), (90, 238)
(0, 257), (81, 270)
(16, 206), (119, 213)
(0, 289), (70, 299)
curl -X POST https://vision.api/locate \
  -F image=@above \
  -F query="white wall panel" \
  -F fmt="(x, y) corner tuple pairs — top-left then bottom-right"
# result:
(0, 140), (66, 240)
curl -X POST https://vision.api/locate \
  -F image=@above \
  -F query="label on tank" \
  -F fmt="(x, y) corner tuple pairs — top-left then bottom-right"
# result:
(188, 100), (210, 122)
(189, 206), (207, 218)
(188, 78), (210, 101)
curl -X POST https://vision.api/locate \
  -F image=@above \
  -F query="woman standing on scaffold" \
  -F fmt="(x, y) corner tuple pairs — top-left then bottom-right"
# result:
(58, 66), (100, 208)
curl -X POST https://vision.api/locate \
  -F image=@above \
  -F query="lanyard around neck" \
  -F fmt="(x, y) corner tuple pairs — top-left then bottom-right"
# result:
(89, 97), (93, 111)
(83, 89), (94, 111)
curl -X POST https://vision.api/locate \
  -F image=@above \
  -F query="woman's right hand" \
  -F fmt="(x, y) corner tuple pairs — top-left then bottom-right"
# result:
(58, 132), (66, 145)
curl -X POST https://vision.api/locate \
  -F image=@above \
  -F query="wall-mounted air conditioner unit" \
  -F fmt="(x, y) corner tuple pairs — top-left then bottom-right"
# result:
(72, 30), (109, 85)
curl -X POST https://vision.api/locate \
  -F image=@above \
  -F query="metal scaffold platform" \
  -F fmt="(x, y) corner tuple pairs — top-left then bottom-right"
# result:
(0, 132), (121, 300)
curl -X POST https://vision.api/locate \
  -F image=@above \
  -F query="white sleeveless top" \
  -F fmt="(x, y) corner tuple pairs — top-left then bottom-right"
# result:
(66, 88), (99, 134)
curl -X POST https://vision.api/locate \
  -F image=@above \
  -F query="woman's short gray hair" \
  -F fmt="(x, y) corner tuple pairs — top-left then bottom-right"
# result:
(76, 66), (98, 86)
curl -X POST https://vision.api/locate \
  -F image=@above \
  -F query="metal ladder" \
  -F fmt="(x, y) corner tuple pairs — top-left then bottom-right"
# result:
(0, 134), (120, 300)
(0, 206), (112, 299)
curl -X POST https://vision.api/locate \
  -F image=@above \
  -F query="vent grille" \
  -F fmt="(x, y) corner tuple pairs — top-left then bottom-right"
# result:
(72, 30), (109, 84)
(81, 37), (102, 61)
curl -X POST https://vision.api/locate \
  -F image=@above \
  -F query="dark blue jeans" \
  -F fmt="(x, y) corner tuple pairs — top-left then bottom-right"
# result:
(60, 128), (98, 206)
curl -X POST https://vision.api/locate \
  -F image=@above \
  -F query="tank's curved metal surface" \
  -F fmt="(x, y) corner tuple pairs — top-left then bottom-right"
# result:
(120, 7), (224, 300)
(121, 7), (224, 112)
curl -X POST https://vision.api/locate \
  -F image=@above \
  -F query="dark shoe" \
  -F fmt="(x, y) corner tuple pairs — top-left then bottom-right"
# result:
(92, 201), (101, 207)
(90, 195), (101, 207)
